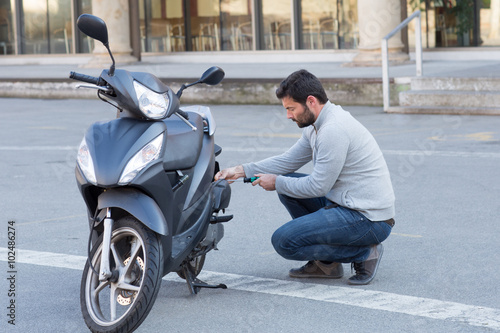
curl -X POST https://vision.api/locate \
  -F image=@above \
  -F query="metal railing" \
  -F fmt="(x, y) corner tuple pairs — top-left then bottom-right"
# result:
(382, 10), (423, 111)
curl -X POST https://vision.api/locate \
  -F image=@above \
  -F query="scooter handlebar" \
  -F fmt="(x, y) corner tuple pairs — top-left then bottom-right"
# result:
(176, 110), (189, 120)
(69, 71), (102, 86)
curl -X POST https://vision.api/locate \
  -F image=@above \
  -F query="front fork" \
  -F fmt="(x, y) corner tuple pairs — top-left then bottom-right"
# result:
(99, 208), (114, 281)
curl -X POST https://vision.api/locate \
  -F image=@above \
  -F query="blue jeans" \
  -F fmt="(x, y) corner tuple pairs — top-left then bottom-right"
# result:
(271, 174), (392, 263)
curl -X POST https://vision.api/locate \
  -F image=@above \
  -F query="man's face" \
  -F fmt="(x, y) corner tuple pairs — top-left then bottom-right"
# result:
(282, 96), (316, 128)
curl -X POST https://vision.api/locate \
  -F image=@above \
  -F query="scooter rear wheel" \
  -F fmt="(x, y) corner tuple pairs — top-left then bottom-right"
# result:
(80, 216), (163, 333)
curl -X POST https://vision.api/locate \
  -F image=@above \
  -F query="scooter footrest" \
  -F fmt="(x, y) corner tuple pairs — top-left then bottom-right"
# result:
(210, 215), (233, 224)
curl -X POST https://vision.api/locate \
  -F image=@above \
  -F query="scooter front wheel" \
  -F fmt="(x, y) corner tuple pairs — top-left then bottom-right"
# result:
(80, 216), (163, 333)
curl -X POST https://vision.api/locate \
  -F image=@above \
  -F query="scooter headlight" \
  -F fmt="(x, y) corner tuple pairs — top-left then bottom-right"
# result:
(77, 138), (97, 185)
(133, 81), (170, 119)
(118, 133), (164, 185)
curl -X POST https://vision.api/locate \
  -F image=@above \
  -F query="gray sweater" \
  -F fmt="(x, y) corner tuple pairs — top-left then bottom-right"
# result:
(243, 101), (395, 221)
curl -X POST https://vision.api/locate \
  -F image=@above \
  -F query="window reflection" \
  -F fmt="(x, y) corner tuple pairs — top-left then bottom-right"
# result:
(137, 0), (359, 52)
(221, 0), (252, 51)
(300, 0), (358, 50)
(484, 0), (500, 46)
(0, 0), (14, 54)
(408, 0), (500, 48)
(23, 0), (49, 54)
(140, 0), (185, 52)
(49, 0), (72, 53)
(301, 0), (338, 49)
(22, 0), (73, 54)
(262, 0), (291, 50)
(191, 0), (220, 51)
(166, 0), (185, 51)
(338, 0), (358, 49)
(3, 0), (499, 56)
(76, 0), (92, 53)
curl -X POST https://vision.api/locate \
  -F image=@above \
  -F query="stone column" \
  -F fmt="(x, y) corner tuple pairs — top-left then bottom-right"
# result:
(351, 0), (408, 65)
(83, 0), (137, 67)
(489, 0), (500, 40)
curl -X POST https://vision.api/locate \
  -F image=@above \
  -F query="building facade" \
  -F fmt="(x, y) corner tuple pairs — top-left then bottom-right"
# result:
(138, 0), (359, 52)
(0, 0), (92, 55)
(0, 0), (498, 58)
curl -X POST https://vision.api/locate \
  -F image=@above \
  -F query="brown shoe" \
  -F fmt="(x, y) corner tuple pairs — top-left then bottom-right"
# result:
(348, 244), (384, 285)
(289, 261), (343, 279)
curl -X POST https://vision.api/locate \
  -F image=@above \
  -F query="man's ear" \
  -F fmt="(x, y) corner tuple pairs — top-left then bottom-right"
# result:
(307, 95), (317, 106)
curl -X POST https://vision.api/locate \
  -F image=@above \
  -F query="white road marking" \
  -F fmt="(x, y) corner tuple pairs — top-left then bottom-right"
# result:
(382, 149), (500, 159)
(0, 146), (77, 151)
(391, 232), (423, 238)
(17, 214), (87, 225)
(1, 247), (499, 330)
(223, 147), (287, 152)
(1, 146), (500, 159)
(222, 147), (500, 158)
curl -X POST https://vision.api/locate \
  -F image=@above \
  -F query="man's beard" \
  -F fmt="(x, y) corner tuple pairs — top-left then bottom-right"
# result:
(295, 104), (316, 128)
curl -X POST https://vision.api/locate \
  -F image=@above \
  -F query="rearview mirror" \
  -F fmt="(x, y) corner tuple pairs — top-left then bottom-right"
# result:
(199, 66), (225, 86)
(176, 66), (225, 98)
(77, 14), (109, 46)
(77, 14), (116, 75)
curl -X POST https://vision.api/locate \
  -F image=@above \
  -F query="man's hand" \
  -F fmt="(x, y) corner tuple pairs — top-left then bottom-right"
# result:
(252, 174), (277, 191)
(214, 165), (245, 182)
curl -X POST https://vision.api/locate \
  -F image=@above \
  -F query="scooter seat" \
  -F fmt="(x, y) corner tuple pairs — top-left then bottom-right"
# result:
(162, 112), (204, 171)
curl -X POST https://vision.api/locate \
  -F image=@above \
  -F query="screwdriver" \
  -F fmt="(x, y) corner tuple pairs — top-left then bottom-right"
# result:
(243, 177), (259, 183)
(226, 177), (259, 183)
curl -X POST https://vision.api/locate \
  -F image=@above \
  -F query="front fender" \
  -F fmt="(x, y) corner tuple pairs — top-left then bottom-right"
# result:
(97, 188), (169, 236)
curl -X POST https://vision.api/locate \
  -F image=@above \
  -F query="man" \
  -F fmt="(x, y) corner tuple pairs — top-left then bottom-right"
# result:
(215, 69), (395, 285)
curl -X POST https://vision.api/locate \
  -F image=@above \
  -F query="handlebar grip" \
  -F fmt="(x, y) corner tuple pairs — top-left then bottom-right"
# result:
(69, 71), (101, 85)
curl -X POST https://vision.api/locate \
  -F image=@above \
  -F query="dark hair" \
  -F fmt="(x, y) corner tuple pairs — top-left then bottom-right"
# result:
(276, 69), (328, 105)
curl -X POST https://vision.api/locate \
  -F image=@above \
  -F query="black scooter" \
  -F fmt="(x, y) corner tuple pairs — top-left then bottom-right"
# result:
(71, 14), (232, 333)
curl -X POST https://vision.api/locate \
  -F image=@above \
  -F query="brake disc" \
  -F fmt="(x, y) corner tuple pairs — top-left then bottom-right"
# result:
(117, 257), (144, 306)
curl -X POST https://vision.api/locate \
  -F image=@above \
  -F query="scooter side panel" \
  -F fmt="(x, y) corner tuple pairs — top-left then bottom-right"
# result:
(183, 131), (216, 210)
(162, 113), (204, 170)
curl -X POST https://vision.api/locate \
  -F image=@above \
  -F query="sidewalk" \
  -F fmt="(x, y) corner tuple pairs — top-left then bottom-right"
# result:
(0, 59), (499, 80)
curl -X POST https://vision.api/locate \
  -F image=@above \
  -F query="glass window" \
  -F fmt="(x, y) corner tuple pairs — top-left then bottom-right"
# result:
(140, 0), (185, 52)
(300, 0), (337, 49)
(299, 0), (357, 50)
(22, 0), (49, 54)
(408, 0), (499, 48)
(220, 0), (252, 50)
(139, 0), (146, 51)
(48, 0), (72, 53)
(433, 0), (472, 47)
(338, 0), (358, 49)
(0, 0), (14, 55)
(166, 0), (185, 51)
(21, 0), (73, 54)
(481, 0), (500, 46)
(76, 0), (93, 53)
(262, 0), (292, 50)
(191, 0), (220, 51)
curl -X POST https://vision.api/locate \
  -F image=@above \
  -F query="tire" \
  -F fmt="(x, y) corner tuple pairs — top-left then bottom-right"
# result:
(80, 216), (163, 333)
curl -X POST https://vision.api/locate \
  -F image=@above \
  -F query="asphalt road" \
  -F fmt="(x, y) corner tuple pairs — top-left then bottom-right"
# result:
(1, 98), (499, 332)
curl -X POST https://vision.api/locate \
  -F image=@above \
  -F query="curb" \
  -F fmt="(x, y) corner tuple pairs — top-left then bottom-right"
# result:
(0, 78), (404, 106)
